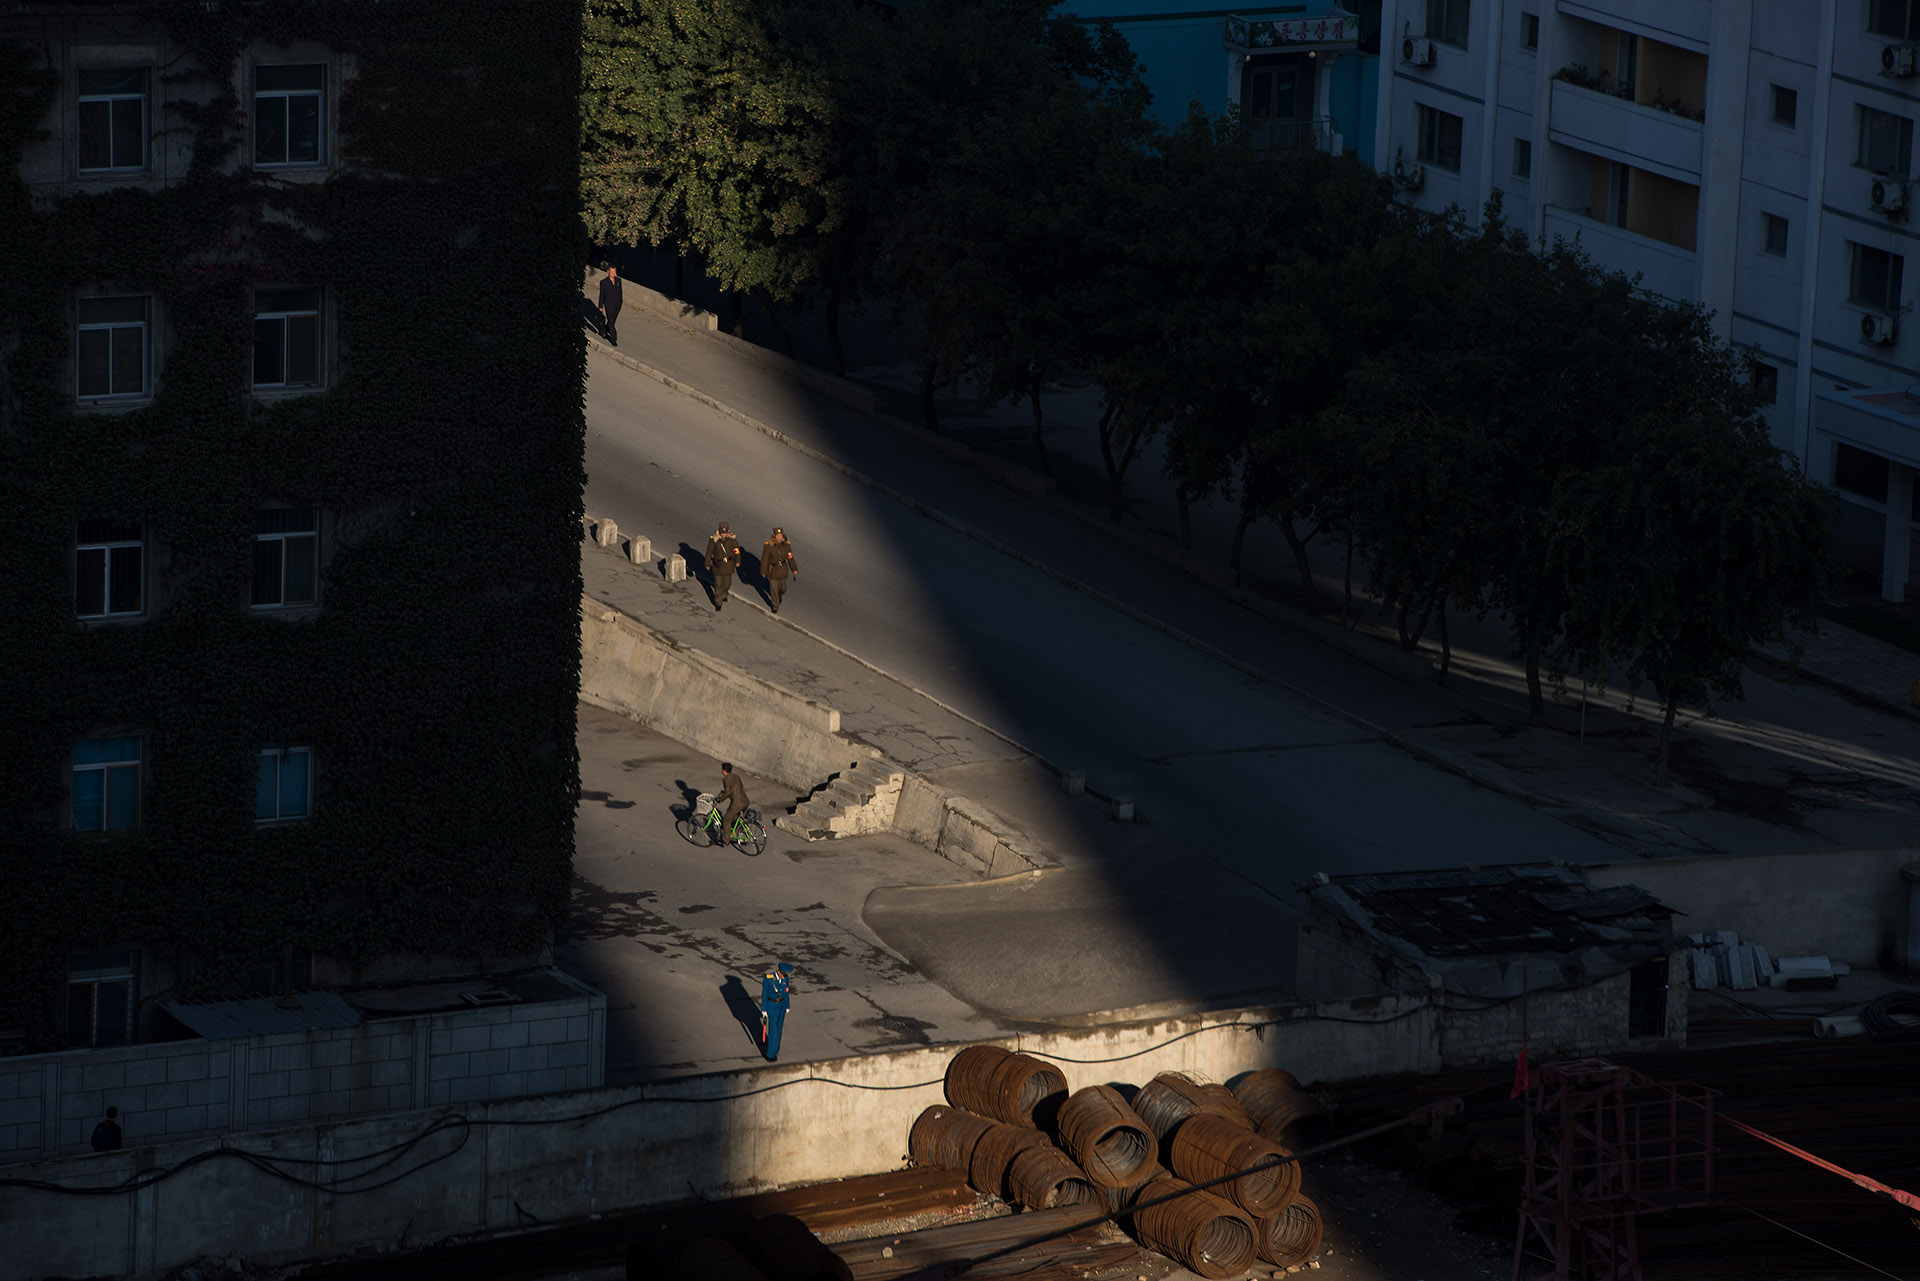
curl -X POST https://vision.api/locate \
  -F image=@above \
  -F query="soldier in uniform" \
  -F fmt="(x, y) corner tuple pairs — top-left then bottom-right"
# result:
(760, 526), (798, 613)
(717, 761), (749, 851)
(759, 961), (794, 1060)
(705, 521), (741, 610)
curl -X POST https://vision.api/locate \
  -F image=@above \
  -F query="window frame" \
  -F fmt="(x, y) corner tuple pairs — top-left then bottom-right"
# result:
(1426, 0), (1472, 48)
(1856, 105), (1914, 177)
(251, 286), (325, 392)
(252, 63), (327, 168)
(1848, 240), (1905, 310)
(1763, 213), (1790, 257)
(68, 950), (138, 1049)
(1512, 137), (1532, 179)
(1770, 84), (1798, 129)
(1417, 104), (1465, 172)
(76, 66), (150, 174)
(252, 507), (321, 610)
(1751, 362), (1779, 405)
(1520, 11), (1539, 51)
(76, 518), (145, 620)
(255, 745), (314, 825)
(1868, 0), (1920, 41)
(75, 295), (151, 402)
(72, 736), (143, 832)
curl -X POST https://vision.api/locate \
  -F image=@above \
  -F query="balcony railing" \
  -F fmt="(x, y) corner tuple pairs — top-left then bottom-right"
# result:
(1542, 206), (1697, 301)
(1244, 118), (1335, 153)
(1548, 78), (1704, 180)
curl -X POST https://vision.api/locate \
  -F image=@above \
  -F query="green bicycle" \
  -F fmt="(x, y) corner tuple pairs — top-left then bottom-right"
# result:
(676, 792), (768, 856)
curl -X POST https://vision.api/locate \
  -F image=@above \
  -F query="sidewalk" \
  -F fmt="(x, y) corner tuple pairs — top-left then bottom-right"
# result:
(580, 271), (1920, 857)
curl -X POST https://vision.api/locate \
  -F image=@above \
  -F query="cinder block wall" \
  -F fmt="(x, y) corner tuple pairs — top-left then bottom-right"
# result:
(0, 974), (604, 1163)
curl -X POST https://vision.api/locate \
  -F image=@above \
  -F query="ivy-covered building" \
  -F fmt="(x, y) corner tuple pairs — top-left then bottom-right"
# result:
(0, 1), (586, 1054)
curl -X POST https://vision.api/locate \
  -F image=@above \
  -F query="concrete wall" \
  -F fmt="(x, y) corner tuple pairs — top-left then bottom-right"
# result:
(1584, 846), (1919, 967)
(3, 989), (1656, 1279)
(890, 775), (1051, 876)
(0, 976), (604, 1167)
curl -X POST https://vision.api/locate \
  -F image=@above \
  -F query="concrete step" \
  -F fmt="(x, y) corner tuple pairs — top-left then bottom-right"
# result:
(778, 757), (910, 842)
(775, 804), (836, 840)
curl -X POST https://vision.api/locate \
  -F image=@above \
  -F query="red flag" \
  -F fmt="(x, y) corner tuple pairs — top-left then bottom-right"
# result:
(1510, 1039), (1530, 1099)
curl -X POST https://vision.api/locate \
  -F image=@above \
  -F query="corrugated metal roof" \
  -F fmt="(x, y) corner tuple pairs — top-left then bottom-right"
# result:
(163, 990), (363, 1040)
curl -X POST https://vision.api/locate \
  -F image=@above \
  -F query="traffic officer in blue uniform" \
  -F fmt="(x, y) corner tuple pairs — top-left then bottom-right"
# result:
(759, 962), (795, 1060)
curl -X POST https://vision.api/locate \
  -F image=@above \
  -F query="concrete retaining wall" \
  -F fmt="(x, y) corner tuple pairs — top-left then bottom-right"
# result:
(891, 776), (1050, 876)
(1584, 846), (1919, 967)
(4, 990), (1639, 1279)
(0, 976), (604, 1167)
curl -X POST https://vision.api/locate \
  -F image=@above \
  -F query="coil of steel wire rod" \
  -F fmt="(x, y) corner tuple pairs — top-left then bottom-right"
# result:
(1130, 1173), (1259, 1280)
(1256, 1193), (1324, 1268)
(944, 1044), (1068, 1128)
(967, 1121), (1054, 1200)
(1007, 1142), (1100, 1210)
(1132, 1072), (1255, 1146)
(1232, 1068), (1332, 1149)
(1056, 1085), (1157, 1188)
(908, 1105), (997, 1175)
(1167, 1113), (1300, 1217)
(662, 1236), (770, 1281)
(1101, 1162), (1163, 1215)
(741, 1213), (855, 1281)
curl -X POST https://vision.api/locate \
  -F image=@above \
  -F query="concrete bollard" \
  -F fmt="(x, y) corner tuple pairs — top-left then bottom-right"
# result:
(595, 519), (619, 549)
(1060, 771), (1085, 797)
(627, 535), (652, 566)
(1110, 796), (1135, 822)
(665, 553), (686, 583)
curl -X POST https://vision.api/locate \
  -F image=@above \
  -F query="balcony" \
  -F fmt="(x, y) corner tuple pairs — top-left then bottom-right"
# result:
(1549, 77), (1703, 181)
(1542, 205), (1697, 301)
(1556, 0), (1709, 51)
(1244, 118), (1336, 153)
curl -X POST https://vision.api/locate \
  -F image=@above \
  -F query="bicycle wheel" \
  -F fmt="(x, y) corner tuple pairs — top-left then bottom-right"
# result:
(675, 815), (707, 845)
(733, 819), (768, 856)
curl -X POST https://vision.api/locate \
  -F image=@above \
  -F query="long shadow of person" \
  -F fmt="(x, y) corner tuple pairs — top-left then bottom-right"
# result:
(671, 778), (704, 820)
(578, 295), (609, 340)
(678, 542), (714, 607)
(718, 974), (765, 1054)
(737, 547), (769, 606)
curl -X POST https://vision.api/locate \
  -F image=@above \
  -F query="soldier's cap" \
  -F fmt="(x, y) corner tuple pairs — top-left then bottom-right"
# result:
(718, 522), (730, 533)
(777, 962), (794, 974)
(773, 527), (783, 536)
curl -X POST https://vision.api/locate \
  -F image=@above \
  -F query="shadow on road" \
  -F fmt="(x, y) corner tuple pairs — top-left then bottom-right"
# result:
(719, 974), (763, 1053)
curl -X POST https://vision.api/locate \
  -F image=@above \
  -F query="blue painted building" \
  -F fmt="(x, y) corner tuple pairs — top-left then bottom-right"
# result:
(1066, 2), (1380, 164)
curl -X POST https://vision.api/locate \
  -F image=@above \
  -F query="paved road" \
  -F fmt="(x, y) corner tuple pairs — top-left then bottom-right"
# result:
(582, 351), (1627, 889)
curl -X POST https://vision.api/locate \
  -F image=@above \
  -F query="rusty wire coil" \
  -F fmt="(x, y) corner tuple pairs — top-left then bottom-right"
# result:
(967, 1121), (1053, 1200)
(944, 1045), (1068, 1128)
(1007, 1142), (1100, 1210)
(1256, 1194), (1325, 1269)
(908, 1105), (997, 1175)
(741, 1213), (854, 1281)
(1130, 1173), (1258, 1280)
(1101, 1162), (1163, 1215)
(1232, 1069), (1332, 1150)
(1056, 1085), (1157, 1188)
(662, 1236), (770, 1281)
(1166, 1112), (1300, 1217)
(1131, 1072), (1255, 1146)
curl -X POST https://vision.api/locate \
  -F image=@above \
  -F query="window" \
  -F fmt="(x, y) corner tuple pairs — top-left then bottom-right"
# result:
(1427, 0), (1471, 46)
(1513, 138), (1532, 178)
(73, 737), (141, 831)
(68, 951), (136, 1048)
(76, 296), (149, 400)
(1627, 959), (1668, 1039)
(256, 747), (313, 824)
(1869, 0), (1920, 40)
(1751, 362), (1779, 405)
(1520, 11), (1538, 50)
(1417, 104), (1464, 172)
(254, 64), (325, 166)
(252, 288), (322, 389)
(252, 508), (319, 608)
(1763, 213), (1789, 256)
(1834, 442), (1891, 501)
(1849, 241), (1905, 309)
(1608, 162), (1632, 228)
(76, 518), (144, 618)
(77, 68), (148, 172)
(1771, 84), (1797, 128)
(1857, 106), (1914, 175)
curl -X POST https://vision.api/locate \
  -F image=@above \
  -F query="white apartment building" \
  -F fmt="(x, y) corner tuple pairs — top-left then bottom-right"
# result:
(1375, 0), (1919, 602)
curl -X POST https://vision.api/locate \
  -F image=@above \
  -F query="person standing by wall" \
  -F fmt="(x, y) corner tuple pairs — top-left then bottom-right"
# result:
(597, 262), (623, 346)
(706, 521), (740, 610)
(761, 526), (798, 614)
(90, 1106), (122, 1152)
(759, 962), (794, 1060)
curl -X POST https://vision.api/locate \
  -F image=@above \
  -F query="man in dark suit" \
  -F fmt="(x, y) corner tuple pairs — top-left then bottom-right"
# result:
(597, 263), (623, 345)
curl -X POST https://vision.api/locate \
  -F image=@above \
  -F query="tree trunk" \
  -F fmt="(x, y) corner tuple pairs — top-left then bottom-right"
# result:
(1436, 596), (1451, 685)
(1228, 508), (1254, 589)
(1096, 398), (1128, 521)
(824, 288), (846, 379)
(673, 254), (684, 300)
(728, 291), (744, 338)
(1342, 533), (1354, 626)
(1525, 652), (1545, 727)
(1176, 485), (1193, 551)
(1654, 690), (1678, 786)
(1027, 377), (1053, 477)
(920, 360), (939, 430)
(1399, 585), (1438, 650)
(1278, 519), (1321, 615)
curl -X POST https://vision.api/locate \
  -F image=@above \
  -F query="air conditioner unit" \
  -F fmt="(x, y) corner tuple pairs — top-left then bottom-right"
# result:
(1393, 156), (1426, 189)
(1861, 312), (1898, 345)
(1882, 42), (1918, 76)
(1871, 178), (1907, 214)
(1403, 36), (1438, 67)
